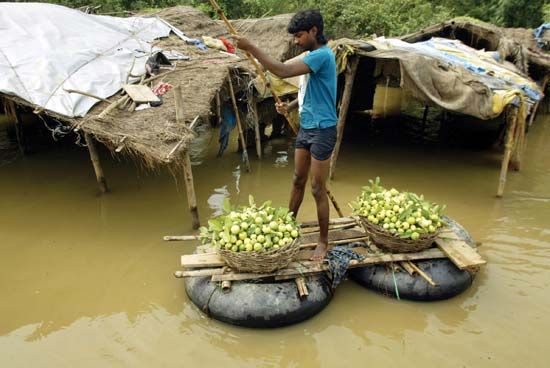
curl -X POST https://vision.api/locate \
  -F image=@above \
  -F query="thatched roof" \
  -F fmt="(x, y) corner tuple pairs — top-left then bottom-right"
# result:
(400, 18), (550, 81)
(78, 7), (296, 169)
(2, 6), (296, 169)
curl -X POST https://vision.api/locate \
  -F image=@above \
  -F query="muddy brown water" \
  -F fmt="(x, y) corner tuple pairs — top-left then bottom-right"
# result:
(0, 114), (549, 367)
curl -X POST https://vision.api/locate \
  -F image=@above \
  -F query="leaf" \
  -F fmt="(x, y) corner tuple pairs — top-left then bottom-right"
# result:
(208, 219), (223, 232)
(222, 198), (232, 214)
(248, 195), (256, 207)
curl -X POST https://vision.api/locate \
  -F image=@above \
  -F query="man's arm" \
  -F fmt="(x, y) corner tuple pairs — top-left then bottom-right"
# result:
(233, 35), (311, 79)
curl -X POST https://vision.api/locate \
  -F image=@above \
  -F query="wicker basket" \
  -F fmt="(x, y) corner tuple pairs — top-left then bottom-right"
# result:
(359, 217), (439, 253)
(218, 238), (301, 273)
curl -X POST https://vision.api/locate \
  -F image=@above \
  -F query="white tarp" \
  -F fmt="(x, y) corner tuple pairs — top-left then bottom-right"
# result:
(0, 3), (172, 117)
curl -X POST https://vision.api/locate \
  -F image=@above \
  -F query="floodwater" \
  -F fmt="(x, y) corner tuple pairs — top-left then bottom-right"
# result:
(1, 114), (549, 367)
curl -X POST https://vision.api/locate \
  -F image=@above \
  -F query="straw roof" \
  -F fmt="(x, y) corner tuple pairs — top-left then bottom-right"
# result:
(76, 7), (297, 169)
(2, 6), (296, 169)
(400, 18), (550, 81)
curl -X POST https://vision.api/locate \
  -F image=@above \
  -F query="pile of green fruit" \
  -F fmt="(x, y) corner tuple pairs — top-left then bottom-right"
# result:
(199, 196), (300, 253)
(349, 178), (446, 240)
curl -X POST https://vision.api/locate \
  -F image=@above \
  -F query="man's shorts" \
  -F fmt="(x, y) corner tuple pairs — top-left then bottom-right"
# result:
(295, 126), (337, 161)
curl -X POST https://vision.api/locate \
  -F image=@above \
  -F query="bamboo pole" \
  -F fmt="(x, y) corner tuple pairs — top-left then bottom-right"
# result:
(208, 0), (297, 135)
(173, 86), (201, 229)
(510, 109), (526, 171)
(251, 97), (262, 159)
(330, 57), (359, 180)
(227, 76), (251, 172)
(215, 92), (222, 126)
(326, 189), (344, 218)
(5, 100), (26, 154)
(497, 106), (518, 198)
(84, 133), (109, 193)
(528, 76), (548, 129)
(183, 150), (200, 229)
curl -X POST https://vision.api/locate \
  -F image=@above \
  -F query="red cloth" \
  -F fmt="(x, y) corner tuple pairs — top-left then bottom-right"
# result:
(219, 36), (235, 54)
(152, 82), (173, 96)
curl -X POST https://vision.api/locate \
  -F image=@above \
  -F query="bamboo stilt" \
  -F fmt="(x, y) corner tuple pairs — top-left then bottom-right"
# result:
(497, 107), (518, 197)
(251, 97), (262, 159)
(330, 57), (359, 180)
(84, 133), (109, 193)
(227, 76), (251, 172)
(173, 86), (201, 229)
(215, 92), (222, 126)
(182, 151), (200, 229)
(6, 101), (26, 154)
(510, 111), (526, 171)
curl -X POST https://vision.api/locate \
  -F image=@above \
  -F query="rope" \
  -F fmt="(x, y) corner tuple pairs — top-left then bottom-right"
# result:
(391, 264), (401, 301)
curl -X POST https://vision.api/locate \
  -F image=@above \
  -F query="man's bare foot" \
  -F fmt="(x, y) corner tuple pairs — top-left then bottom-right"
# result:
(310, 242), (328, 261)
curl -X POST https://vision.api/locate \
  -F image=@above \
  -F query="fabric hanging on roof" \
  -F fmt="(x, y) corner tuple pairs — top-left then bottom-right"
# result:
(358, 37), (543, 120)
(0, 3), (173, 118)
(533, 23), (550, 49)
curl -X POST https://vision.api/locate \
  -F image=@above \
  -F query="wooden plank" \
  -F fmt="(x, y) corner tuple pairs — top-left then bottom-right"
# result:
(164, 235), (198, 241)
(301, 217), (355, 228)
(301, 222), (358, 234)
(435, 238), (486, 270)
(202, 248), (448, 282)
(122, 84), (160, 103)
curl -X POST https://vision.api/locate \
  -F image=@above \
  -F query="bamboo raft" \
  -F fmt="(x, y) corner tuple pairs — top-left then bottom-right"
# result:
(172, 217), (486, 294)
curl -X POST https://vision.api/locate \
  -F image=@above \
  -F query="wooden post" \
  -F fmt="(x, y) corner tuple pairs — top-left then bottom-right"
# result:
(215, 92), (222, 126)
(510, 109), (526, 171)
(5, 100), (26, 154)
(497, 107), (518, 198)
(84, 133), (109, 193)
(330, 57), (359, 180)
(182, 151), (200, 229)
(173, 85), (201, 229)
(527, 76), (548, 129)
(251, 97), (262, 159)
(227, 75), (251, 172)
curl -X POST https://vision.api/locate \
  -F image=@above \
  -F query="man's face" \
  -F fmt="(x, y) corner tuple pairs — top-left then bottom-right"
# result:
(292, 27), (317, 50)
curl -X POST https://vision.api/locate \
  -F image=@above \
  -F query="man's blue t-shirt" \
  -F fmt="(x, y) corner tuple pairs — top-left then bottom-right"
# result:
(299, 45), (337, 129)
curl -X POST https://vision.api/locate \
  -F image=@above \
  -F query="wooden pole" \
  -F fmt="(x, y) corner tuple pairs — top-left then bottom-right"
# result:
(183, 150), (201, 229)
(330, 57), (359, 180)
(173, 85), (201, 229)
(84, 133), (109, 193)
(227, 76), (251, 172)
(527, 76), (548, 129)
(215, 92), (222, 126)
(497, 107), (518, 198)
(5, 100), (26, 154)
(208, 0), (298, 135)
(326, 189), (344, 218)
(251, 97), (262, 159)
(510, 109), (526, 171)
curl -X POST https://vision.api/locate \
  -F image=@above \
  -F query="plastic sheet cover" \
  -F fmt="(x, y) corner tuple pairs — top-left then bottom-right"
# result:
(0, 3), (171, 117)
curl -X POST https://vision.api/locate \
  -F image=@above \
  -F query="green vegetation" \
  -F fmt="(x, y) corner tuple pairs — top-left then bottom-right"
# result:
(350, 178), (445, 240)
(21, 0), (547, 37)
(199, 196), (300, 253)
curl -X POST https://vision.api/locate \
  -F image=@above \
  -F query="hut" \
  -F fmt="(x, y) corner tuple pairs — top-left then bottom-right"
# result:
(328, 36), (544, 197)
(400, 18), (550, 116)
(0, 4), (298, 228)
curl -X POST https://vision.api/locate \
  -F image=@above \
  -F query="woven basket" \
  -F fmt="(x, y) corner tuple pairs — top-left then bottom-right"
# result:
(359, 217), (439, 253)
(218, 238), (301, 273)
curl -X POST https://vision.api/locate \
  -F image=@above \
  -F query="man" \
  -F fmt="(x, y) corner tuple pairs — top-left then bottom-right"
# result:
(233, 9), (337, 261)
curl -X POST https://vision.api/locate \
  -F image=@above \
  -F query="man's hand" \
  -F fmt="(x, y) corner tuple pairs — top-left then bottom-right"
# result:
(232, 35), (254, 52)
(275, 102), (289, 115)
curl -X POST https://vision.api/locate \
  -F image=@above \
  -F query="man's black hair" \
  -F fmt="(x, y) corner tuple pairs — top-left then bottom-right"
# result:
(287, 9), (327, 44)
